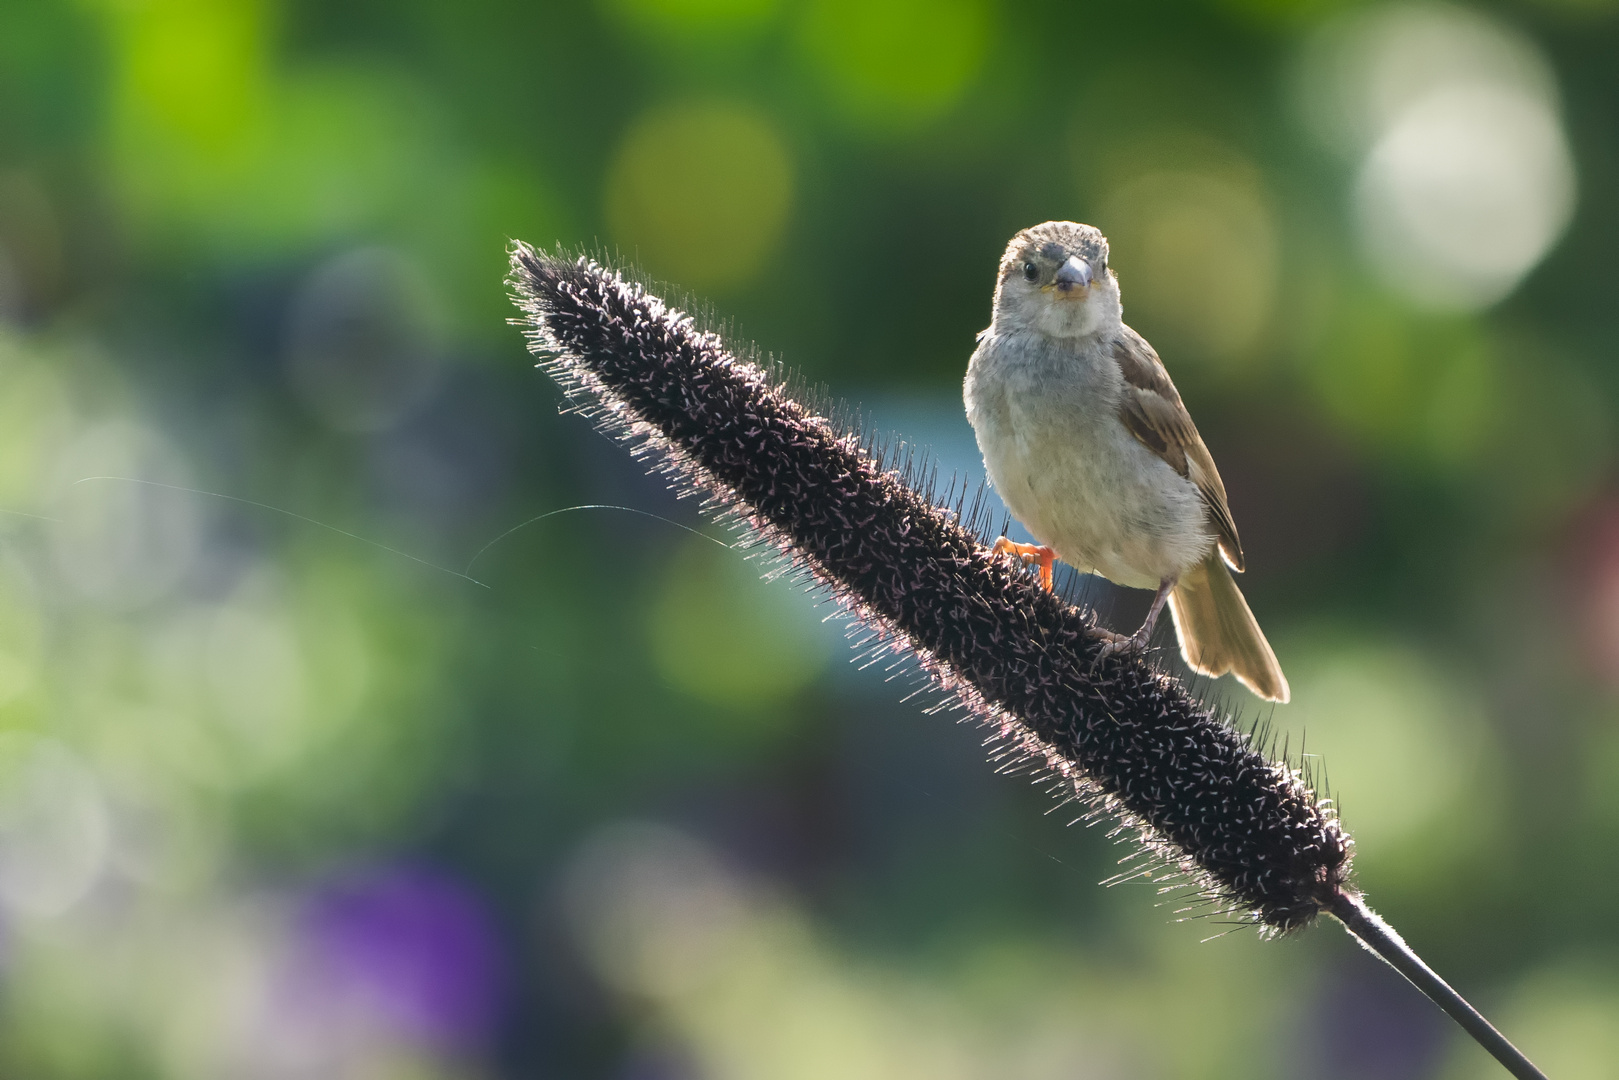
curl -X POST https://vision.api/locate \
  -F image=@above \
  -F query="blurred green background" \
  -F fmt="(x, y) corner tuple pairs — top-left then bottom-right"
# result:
(1, 0), (1617, 1076)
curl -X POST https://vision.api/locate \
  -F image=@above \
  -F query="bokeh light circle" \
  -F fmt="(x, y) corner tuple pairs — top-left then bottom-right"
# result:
(1101, 165), (1279, 365)
(605, 101), (793, 291)
(1296, 3), (1576, 310)
(601, 0), (780, 38)
(562, 822), (751, 999)
(49, 421), (203, 610)
(646, 536), (833, 711)
(0, 734), (110, 918)
(795, 0), (993, 131)
(285, 246), (445, 433)
(1354, 83), (1574, 310)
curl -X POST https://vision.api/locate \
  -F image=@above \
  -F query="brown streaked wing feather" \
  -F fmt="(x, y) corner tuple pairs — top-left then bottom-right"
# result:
(1112, 326), (1245, 572)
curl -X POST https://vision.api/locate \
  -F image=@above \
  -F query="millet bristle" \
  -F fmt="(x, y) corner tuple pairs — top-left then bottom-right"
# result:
(509, 245), (1352, 934)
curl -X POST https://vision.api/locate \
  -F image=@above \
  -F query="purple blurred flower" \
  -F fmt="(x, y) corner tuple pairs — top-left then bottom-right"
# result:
(297, 864), (502, 1049)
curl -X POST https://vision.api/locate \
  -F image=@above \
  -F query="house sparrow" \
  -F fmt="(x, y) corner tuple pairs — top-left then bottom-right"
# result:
(963, 221), (1289, 702)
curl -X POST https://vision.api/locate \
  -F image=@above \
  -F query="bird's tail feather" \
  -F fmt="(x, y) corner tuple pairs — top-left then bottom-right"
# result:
(1169, 554), (1289, 703)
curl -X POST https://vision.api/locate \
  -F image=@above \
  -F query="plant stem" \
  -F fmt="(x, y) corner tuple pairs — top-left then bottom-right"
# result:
(1327, 891), (1546, 1080)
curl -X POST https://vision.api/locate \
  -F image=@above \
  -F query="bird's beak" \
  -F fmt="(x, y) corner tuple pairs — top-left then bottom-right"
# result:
(1050, 255), (1093, 297)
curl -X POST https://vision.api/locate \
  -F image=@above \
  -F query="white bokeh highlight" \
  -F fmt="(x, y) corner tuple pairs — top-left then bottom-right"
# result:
(1356, 83), (1575, 309)
(0, 735), (110, 918)
(1299, 4), (1576, 310)
(49, 421), (204, 610)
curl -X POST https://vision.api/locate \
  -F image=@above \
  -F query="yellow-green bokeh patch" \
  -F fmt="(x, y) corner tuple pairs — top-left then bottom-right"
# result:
(605, 101), (794, 292)
(647, 537), (834, 712)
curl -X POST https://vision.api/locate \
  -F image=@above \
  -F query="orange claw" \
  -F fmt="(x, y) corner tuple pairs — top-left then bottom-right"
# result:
(992, 537), (1055, 591)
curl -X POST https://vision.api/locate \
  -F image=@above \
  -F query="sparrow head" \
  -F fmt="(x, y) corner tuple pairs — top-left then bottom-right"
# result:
(992, 221), (1121, 340)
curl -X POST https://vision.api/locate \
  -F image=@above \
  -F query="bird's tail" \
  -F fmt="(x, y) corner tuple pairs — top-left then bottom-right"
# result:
(1168, 553), (1289, 703)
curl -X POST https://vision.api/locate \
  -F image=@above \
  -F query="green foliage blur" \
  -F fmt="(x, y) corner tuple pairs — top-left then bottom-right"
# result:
(1, 0), (1617, 1077)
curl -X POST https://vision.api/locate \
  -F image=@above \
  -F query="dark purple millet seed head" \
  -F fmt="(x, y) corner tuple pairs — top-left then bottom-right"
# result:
(509, 244), (1353, 933)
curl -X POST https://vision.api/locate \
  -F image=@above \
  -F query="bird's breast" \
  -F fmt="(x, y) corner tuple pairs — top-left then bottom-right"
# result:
(965, 332), (1212, 587)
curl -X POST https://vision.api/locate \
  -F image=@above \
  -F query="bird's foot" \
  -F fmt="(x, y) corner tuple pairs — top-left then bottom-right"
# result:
(1095, 577), (1175, 661)
(1096, 623), (1154, 660)
(992, 538), (1055, 591)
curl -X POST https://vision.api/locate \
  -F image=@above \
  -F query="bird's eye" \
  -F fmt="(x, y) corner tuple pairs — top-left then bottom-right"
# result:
(1022, 261), (1039, 282)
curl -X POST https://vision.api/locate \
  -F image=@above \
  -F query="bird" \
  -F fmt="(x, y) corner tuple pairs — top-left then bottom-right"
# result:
(963, 221), (1289, 702)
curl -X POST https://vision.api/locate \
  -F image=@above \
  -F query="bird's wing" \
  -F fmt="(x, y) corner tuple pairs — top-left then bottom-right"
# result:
(1112, 325), (1245, 572)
